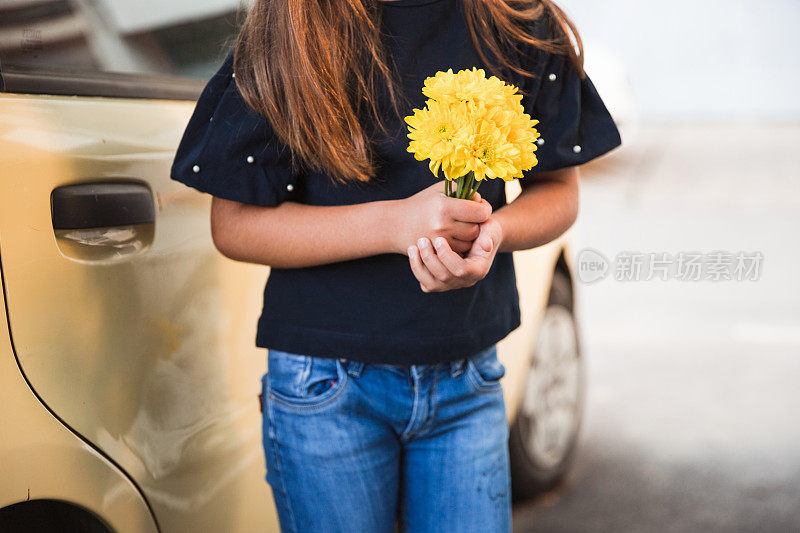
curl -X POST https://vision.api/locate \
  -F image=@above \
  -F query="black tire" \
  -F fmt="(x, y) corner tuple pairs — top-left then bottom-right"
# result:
(509, 268), (585, 502)
(0, 500), (114, 533)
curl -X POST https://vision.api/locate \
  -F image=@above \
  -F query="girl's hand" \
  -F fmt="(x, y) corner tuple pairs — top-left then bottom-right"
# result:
(407, 216), (503, 293)
(393, 180), (492, 255)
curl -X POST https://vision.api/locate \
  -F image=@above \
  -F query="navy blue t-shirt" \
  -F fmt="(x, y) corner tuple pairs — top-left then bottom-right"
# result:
(170, 0), (621, 365)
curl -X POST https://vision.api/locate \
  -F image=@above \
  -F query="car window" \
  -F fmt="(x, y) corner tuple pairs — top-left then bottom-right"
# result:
(0, 0), (246, 80)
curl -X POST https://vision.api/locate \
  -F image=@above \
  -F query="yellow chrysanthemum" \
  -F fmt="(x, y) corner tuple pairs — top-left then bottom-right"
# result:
(405, 67), (540, 187)
(405, 99), (471, 177)
(422, 68), (524, 116)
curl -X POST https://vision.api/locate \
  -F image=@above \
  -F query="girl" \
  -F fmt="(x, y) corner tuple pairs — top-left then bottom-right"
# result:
(171, 0), (620, 531)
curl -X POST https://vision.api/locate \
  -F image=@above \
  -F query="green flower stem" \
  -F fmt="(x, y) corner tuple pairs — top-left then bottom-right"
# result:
(468, 177), (481, 200)
(466, 172), (475, 199)
(446, 171), (483, 199)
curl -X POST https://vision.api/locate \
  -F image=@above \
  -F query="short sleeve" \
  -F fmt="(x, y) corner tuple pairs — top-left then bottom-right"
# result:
(170, 48), (300, 206)
(518, 17), (622, 177)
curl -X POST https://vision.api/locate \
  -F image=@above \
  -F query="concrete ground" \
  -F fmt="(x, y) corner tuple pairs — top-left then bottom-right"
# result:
(511, 123), (800, 532)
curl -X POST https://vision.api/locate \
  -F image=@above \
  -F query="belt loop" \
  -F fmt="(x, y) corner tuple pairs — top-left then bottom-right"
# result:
(449, 358), (465, 378)
(340, 358), (364, 378)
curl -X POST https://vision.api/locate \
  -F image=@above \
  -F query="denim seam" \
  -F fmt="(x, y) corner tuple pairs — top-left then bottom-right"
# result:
(266, 380), (299, 533)
(399, 374), (421, 441)
(465, 359), (504, 393)
(417, 372), (438, 436)
(298, 356), (312, 392)
(269, 365), (350, 411)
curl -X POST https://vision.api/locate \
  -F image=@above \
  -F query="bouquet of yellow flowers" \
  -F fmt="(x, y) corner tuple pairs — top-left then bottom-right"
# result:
(405, 67), (541, 200)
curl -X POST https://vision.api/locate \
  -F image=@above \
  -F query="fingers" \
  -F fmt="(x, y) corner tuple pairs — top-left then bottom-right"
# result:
(465, 231), (495, 260)
(450, 220), (482, 242)
(432, 237), (475, 281)
(449, 237), (472, 254)
(407, 244), (438, 291)
(416, 237), (452, 282)
(444, 196), (492, 223)
(409, 236), (488, 292)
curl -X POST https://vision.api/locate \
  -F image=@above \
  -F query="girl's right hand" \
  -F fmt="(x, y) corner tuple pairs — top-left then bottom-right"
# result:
(392, 180), (492, 256)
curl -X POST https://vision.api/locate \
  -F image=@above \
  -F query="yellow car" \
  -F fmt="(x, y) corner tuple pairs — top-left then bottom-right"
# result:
(0, 17), (583, 533)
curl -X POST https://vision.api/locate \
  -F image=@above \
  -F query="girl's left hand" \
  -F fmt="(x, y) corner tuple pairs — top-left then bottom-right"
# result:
(407, 217), (503, 292)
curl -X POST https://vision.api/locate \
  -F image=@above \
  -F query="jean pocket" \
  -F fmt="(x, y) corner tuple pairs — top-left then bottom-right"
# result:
(465, 345), (505, 393)
(266, 350), (347, 409)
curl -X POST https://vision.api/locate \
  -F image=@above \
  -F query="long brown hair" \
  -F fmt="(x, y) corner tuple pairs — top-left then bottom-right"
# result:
(233, 0), (583, 185)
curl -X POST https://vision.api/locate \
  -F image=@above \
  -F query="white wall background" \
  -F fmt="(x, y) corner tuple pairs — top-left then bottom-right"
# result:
(561, 0), (800, 120)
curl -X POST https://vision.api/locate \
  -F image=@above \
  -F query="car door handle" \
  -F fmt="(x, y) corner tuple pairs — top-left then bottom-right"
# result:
(51, 181), (155, 230)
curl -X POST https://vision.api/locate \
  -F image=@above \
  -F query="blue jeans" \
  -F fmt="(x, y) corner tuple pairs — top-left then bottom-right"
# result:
(259, 344), (511, 533)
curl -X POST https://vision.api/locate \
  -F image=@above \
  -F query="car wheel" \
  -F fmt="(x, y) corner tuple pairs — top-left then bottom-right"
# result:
(509, 268), (585, 500)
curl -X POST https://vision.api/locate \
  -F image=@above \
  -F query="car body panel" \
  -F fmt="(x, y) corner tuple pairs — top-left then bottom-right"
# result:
(0, 264), (158, 532)
(501, 180), (570, 419)
(0, 92), (279, 531)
